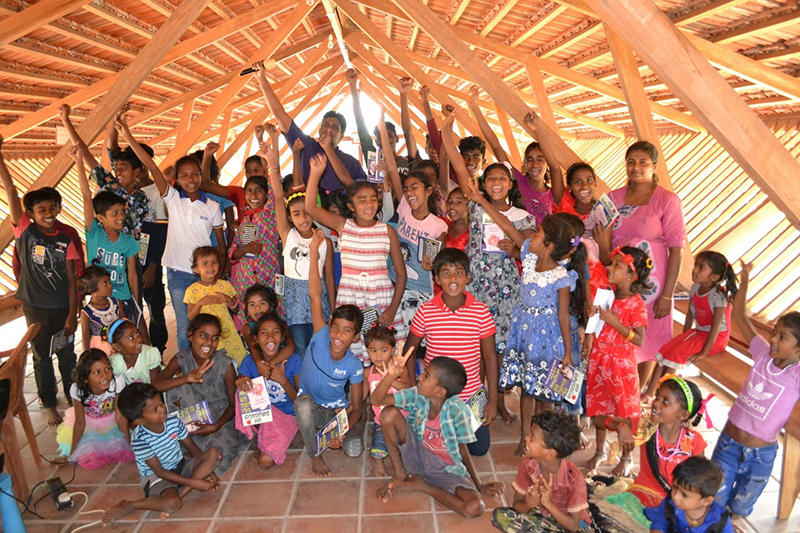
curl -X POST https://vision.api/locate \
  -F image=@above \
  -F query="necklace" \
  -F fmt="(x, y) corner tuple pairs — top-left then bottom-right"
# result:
(626, 182), (655, 206)
(656, 426), (685, 460)
(685, 505), (709, 527)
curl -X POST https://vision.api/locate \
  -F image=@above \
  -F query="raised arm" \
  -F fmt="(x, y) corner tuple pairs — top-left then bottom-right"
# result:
(304, 153), (346, 234)
(291, 138), (305, 190)
(308, 229), (327, 334)
(116, 118), (168, 196)
(254, 61), (292, 133)
(319, 133), (354, 187)
(106, 103), (129, 155)
(398, 77), (417, 159)
(196, 142), (229, 198)
(58, 104), (98, 168)
(439, 109), (474, 195)
(0, 135), (22, 225)
(468, 86), (508, 164)
(261, 141), (290, 241)
(345, 68), (376, 158)
(527, 112), (566, 204)
(732, 261), (758, 346)
(69, 145), (94, 230)
(378, 108), (403, 200)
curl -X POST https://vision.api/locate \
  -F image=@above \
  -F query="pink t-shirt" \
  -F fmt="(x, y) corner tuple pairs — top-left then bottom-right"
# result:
(367, 366), (404, 424)
(422, 412), (454, 464)
(728, 335), (800, 443)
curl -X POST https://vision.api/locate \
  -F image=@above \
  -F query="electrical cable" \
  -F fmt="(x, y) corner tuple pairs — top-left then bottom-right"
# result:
(65, 491), (104, 533)
(0, 486), (44, 518)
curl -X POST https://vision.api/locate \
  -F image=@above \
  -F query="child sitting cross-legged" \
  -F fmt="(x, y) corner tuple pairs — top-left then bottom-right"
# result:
(102, 383), (222, 526)
(294, 229), (365, 476)
(645, 456), (733, 533)
(492, 411), (591, 532)
(371, 350), (504, 518)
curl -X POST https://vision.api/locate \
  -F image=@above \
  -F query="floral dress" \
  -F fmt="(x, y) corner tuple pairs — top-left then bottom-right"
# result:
(466, 201), (535, 353)
(230, 198), (281, 313)
(499, 244), (577, 401)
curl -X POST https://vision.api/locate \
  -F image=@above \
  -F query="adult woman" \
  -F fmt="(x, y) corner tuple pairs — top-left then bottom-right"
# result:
(596, 141), (686, 395)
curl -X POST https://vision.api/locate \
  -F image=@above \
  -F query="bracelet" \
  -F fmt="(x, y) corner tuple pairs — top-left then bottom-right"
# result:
(625, 328), (635, 342)
(604, 417), (615, 430)
(658, 295), (672, 301)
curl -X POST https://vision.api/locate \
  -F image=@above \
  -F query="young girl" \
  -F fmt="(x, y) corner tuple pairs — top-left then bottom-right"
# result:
(364, 326), (410, 476)
(304, 152), (407, 364)
(378, 111), (448, 335)
(56, 348), (134, 469)
(241, 283), (297, 362)
(445, 187), (469, 251)
(153, 314), (249, 474)
(235, 313), (302, 470)
(79, 264), (126, 355)
(107, 319), (162, 386)
(184, 246), (247, 364)
(711, 261), (800, 519)
(648, 251), (738, 399)
(262, 141), (335, 356)
(440, 109), (536, 421)
(584, 246), (651, 476)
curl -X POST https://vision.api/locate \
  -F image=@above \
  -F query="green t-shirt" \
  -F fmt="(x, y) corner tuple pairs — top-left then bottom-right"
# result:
(110, 345), (162, 385)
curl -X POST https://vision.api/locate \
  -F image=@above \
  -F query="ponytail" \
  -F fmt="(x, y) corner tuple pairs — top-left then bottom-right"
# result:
(568, 242), (589, 325)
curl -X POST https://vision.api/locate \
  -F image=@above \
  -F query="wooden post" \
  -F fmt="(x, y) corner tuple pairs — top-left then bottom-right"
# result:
(217, 109), (233, 152)
(585, 0), (800, 229)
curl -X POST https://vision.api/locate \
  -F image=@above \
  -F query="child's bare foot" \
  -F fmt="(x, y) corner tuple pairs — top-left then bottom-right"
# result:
(257, 452), (275, 470)
(159, 512), (170, 521)
(583, 450), (606, 472)
(498, 403), (517, 423)
(44, 407), (62, 427)
(514, 436), (526, 458)
(102, 500), (132, 526)
(311, 455), (331, 477)
(579, 432), (592, 450)
(610, 455), (633, 477)
(580, 416), (591, 431)
(371, 456), (387, 477)
(377, 479), (399, 502)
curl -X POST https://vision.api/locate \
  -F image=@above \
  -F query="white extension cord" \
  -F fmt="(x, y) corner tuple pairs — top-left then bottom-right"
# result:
(65, 492), (105, 532)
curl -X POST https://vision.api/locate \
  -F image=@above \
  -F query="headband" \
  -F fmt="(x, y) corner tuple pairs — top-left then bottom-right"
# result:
(658, 374), (715, 429)
(285, 191), (306, 206)
(107, 319), (129, 342)
(611, 247), (638, 280)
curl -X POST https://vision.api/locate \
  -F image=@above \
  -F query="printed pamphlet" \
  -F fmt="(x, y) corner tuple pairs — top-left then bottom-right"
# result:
(174, 400), (215, 433)
(315, 409), (349, 456)
(238, 376), (273, 426)
(591, 193), (619, 229)
(544, 363), (585, 405)
(586, 288), (615, 335)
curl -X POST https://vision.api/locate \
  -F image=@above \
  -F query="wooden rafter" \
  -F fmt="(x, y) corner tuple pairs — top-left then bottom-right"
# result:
(0, 0), (92, 48)
(478, 0), (523, 37)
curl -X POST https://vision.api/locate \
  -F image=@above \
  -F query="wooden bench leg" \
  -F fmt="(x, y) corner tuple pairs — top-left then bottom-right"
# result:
(778, 433), (800, 519)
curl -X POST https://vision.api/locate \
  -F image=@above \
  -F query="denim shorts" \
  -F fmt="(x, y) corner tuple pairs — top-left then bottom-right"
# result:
(370, 424), (388, 459)
(711, 431), (778, 516)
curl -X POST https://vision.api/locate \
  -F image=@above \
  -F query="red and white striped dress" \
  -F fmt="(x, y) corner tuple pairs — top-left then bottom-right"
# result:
(337, 219), (405, 363)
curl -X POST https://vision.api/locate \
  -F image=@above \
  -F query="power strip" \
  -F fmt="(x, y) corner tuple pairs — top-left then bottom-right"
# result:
(45, 476), (73, 511)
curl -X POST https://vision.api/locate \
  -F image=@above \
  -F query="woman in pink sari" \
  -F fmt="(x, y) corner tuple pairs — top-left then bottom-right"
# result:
(596, 141), (686, 397)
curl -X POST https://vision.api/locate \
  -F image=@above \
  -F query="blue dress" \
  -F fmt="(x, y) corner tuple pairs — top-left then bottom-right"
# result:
(499, 240), (576, 402)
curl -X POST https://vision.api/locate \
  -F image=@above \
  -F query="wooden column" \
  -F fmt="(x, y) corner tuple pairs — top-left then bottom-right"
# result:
(217, 109), (233, 152)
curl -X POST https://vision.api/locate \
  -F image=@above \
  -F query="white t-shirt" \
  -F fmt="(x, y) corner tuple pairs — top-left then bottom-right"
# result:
(69, 374), (126, 419)
(160, 186), (223, 273)
(283, 228), (327, 280)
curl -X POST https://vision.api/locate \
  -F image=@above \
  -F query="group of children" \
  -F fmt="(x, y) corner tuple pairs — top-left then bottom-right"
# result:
(1, 65), (798, 532)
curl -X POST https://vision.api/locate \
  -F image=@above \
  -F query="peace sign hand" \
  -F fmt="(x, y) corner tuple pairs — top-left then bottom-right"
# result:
(386, 343), (414, 379)
(186, 359), (215, 383)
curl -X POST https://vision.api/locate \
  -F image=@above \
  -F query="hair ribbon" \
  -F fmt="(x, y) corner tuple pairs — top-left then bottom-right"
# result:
(611, 247), (638, 280)
(571, 235), (581, 248)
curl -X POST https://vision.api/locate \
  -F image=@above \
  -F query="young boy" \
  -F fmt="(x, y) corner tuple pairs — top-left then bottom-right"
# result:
(295, 230), (364, 476)
(106, 383), (222, 525)
(371, 351), (504, 518)
(0, 134), (79, 426)
(645, 456), (733, 533)
(406, 248), (499, 455)
(492, 411), (590, 532)
(71, 146), (149, 343)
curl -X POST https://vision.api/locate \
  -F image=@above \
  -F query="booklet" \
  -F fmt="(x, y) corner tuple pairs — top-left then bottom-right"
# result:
(586, 288), (615, 335)
(49, 329), (73, 356)
(274, 273), (285, 297)
(238, 376), (273, 426)
(468, 387), (489, 432)
(315, 409), (350, 456)
(137, 232), (150, 266)
(417, 237), (442, 263)
(590, 193), (619, 229)
(174, 400), (215, 433)
(239, 223), (259, 258)
(361, 306), (380, 334)
(544, 363), (585, 405)
(367, 150), (384, 183)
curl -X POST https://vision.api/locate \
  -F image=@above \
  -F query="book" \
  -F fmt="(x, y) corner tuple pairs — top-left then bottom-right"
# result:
(239, 223), (259, 258)
(274, 273), (285, 297)
(137, 232), (150, 266)
(481, 212), (507, 254)
(590, 193), (619, 229)
(367, 150), (384, 183)
(238, 376), (273, 426)
(174, 400), (215, 433)
(315, 409), (349, 456)
(586, 288), (615, 335)
(417, 237), (442, 263)
(468, 387), (489, 432)
(544, 363), (585, 405)
(361, 306), (380, 334)
(49, 328), (73, 356)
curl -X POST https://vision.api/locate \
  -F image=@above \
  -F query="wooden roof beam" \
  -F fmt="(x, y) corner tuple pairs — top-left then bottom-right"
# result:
(478, 0), (523, 37)
(708, 9), (800, 45)
(509, 4), (568, 48)
(322, 0), (353, 68)
(0, 0), (91, 48)
(670, 0), (751, 26)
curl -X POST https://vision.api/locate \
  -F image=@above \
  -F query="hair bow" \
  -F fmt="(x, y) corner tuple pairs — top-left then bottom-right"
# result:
(697, 394), (715, 429)
(571, 235), (581, 248)
(611, 247), (638, 280)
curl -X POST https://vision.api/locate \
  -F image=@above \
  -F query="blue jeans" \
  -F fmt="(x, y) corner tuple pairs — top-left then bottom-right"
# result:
(288, 323), (314, 358)
(166, 268), (198, 351)
(711, 431), (778, 516)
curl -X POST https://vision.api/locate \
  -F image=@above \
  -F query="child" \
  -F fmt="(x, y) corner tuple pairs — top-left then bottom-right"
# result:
(378, 111), (448, 335)
(406, 248), (499, 457)
(241, 283), (297, 361)
(492, 411), (590, 532)
(184, 246), (247, 364)
(262, 140), (336, 355)
(72, 145), (146, 339)
(117, 118), (226, 351)
(78, 265), (125, 354)
(55, 349), (134, 469)
(365, 326), (410, 475)
(584, 246), (651, 476)
(372, 351), (504, 517)
(108, 319), (163, 386)
(445, 187), (469, 251)
(0, 133), (79, 426)
(711, 261), (800, 519)
(440, 109), (535, 421)
(235, 313), (302, 469)
(153, 314), (249, 474)
(304, 152), (407, 363)
(648, 251), (738, 397)
(295, 230), (365, 476)
(104, 383), (222, 526)
(646, 456), (733, 533)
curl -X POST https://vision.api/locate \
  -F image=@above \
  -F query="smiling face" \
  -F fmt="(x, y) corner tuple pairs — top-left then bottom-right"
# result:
(446, 189), (467, 222)
(288, 198), (313, 234)
(245, 183), (267, 212)
(28, 199), (59, 231)
(114, 160), (136, 191)
(568, 168), (596, 205)
(522, 423), (552, 460)
(257, 319), (283, 358)
(138, 394), (168, 428)
(650, 383), (689, 425)
(189, 323), (221, 360)
(348, 184), (379, 222)
(86, 358), (113, 394)
(403, 176), (432, 213)
(245, 159), (266, 179)
(625, 149), (655, 185)
(770, 320), (800, 362)
(426, 138), (440, 164)
(319, 117), (343, 146)
(435, 262), (470, 298)
(177, 160), (202, 196)
(329, 317), (359, 357)
(114, 324), (143, 356)
(525, 147), (549, 183)
(483, 168), (512, 202)
(246, 294), (272, 322)
(97, 202), (126, 232)
(462, 150), (485, 178)
(607, 254), (635, 286)
(193, 253), (219, 283)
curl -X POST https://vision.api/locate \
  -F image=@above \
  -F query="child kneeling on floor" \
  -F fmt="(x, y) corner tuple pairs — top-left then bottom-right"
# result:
(103, 383), (222, 526)
(371, 350), (504, 518)
(492, 410), (591, 532)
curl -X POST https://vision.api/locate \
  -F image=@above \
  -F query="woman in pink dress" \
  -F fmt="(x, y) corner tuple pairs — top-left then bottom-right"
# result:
(595, 141), (686, 395)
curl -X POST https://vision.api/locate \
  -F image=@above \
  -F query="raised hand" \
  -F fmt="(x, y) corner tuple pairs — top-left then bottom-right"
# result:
(441, 103), (455, 117)
(739, 260), (753, 283)
(308, 152), (328, 178)
(419, 85), (430, 101)
(186, 359), (215, 383)
(441, 107), (458, 128)
(67, 144), (81, 163)
(256, 141), (272, 161)
(525, 478), (541, 509)
(59, 103), (71, 120)
(398, 77), (414, 94)
(523, 110), (538, 126)
(387, 343), (414, 379)
(345, 68), (358, 85)
(468, 85), (480, 107)
(265, 122), (280, 140)
(292, 138), (305, 154)
(204, 141), (220, 156)
(538, 473), (554, 505)
(254, 123), (265, 142)
(309, 227), (325, 252)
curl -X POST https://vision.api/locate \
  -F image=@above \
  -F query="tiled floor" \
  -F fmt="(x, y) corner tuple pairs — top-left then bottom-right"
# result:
(2, 293), (798, 532)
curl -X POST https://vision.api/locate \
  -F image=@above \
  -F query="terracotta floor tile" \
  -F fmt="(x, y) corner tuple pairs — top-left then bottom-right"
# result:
(170, 482), (225, 518)
(216, 452), (244, 482)
(218, 481), (293, 517)
(77, 484), (150, 522)
(489, 418), (523, 443)
(290, 479), (360, 515)
(362, 478), (433, 514)
(436, 509), (497, 532)
(235, 450), (300, 481)
(211, 519), (284, 532)
(297, 450), (363, 479)
(489, 442), (522, 473)
(361, 512), (435, 532)
(63, 462), (117, 485)
(108, 461), (144, 485)
(20, 522), (65, 533)
(137, 520), (212, 532)
(470, 451), (494, 473)
(284, 516), (359, 532)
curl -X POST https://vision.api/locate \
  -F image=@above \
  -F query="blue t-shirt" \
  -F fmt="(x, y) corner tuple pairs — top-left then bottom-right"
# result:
(85, 219), (140, 300)
(238, 352), (302, 416)
(131, 416), (188, 479)
(298, 326), (363, 409)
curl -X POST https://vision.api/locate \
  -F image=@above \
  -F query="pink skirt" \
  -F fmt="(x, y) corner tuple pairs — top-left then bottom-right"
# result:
(235, 402), (298, 465)
(56, 408), (135, 469)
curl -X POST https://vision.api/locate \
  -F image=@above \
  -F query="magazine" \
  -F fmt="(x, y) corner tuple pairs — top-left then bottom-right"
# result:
(315, 409), (350, 456)
(49, 328), (73, 356)
(544, 363), (585, 405)
(137, 232), (150, 266)
(586, 288), (615, 335)
(590, 193), (619, 229)
(239, 223), (259, 258)
(418, 237), (442, 263)
(238, 376), (273, 426)
(367, 150), (384, 183)
(468, 387), (489, 431)
(481, 211), (508, 254)
(274, 273), (285, 297)
(174, 400), (215, 433)
(361, 306), (380, 334)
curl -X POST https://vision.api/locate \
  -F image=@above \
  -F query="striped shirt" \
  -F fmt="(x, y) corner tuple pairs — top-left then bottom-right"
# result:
(131, 416), (188, 479)
(410, 291), (496, 401)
